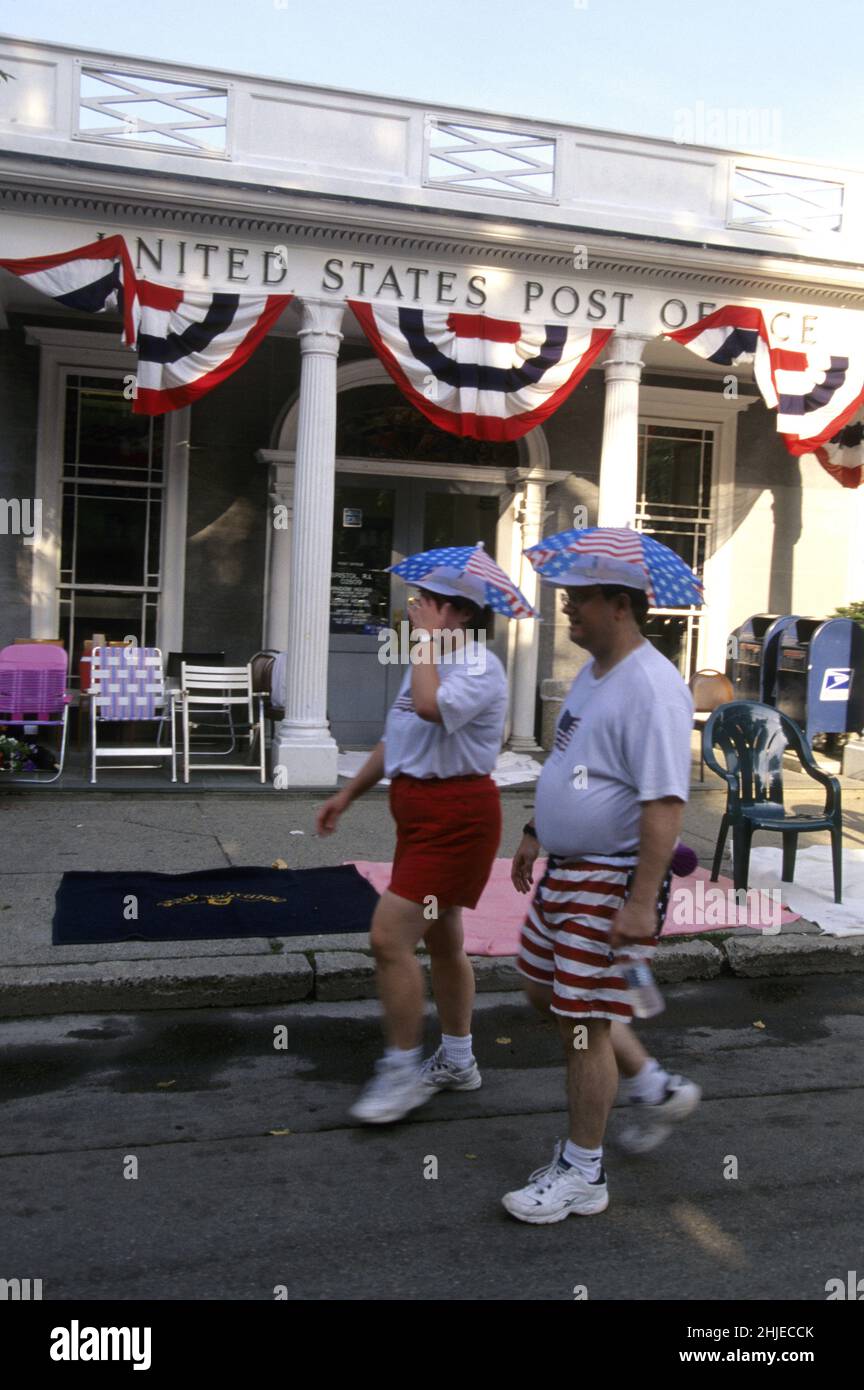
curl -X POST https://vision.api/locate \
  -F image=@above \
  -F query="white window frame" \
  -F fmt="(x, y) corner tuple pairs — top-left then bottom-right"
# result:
(638, 386), (755, 672)
(24, 327), (189, 656)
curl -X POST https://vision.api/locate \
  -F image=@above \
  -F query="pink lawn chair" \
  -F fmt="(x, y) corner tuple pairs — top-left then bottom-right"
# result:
(0, 643), (70, 783)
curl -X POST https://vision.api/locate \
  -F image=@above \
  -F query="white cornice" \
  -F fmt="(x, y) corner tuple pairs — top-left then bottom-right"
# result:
(2, 172), (864, 305)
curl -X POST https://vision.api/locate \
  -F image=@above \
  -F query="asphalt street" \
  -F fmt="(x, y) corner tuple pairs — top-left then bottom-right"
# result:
(1, 973), (862, 1302)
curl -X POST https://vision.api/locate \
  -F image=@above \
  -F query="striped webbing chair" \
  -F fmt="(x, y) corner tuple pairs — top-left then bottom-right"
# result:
(89, 645), (176, 784)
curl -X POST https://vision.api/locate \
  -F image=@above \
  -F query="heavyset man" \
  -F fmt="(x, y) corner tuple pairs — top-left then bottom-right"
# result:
(503, 559), (701, 1224)
(317, 570), (508, 1125)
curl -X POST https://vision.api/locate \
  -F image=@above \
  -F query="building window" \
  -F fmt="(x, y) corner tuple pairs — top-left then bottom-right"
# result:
(59, 374), (165, 681)
(635, 421), (714, 678)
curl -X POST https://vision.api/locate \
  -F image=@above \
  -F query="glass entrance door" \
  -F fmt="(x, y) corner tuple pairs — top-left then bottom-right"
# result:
(327, 476), (506, 746)
(328, 482), (399, 745)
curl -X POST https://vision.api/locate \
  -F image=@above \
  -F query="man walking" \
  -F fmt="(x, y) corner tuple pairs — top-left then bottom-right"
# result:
(504, 558), (700, 1223)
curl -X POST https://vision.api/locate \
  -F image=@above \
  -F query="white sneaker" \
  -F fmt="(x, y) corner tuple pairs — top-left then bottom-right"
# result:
(617, 1075), (702, 1155)
(419, 1044), (482, 1092)
(349, 1059), (431, 1125)
(502, 1142), (609, 1224)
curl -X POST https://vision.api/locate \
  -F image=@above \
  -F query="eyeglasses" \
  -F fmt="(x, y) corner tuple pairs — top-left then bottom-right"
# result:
(561, 586), (605, 610)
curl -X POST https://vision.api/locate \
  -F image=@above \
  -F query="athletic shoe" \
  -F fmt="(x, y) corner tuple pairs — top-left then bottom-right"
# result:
(617, 1075), (702, 1155)
(349, 1058), (430, 1125)
(419, 1044), (482, 1092)
(501, 1142), (609, 1224)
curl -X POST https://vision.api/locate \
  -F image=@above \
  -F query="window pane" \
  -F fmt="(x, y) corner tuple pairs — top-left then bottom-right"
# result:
(74, 495), (147, 585)
(65, 378), (164, 479)
(423, 492), (499, 551)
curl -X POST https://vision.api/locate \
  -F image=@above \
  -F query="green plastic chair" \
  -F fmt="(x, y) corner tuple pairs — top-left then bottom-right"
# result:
(702, 700), (843, 903)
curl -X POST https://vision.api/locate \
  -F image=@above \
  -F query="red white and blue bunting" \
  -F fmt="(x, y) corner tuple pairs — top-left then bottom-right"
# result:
(134, 280), (292, 415)
(350, 302), (612, 441)
(0, 235), (139, 346)
(667, 306), (864, 487)
(3, 235), (864, 487)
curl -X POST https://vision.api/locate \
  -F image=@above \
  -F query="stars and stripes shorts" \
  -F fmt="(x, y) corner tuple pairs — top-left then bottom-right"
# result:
(516, 852), (672, 1022)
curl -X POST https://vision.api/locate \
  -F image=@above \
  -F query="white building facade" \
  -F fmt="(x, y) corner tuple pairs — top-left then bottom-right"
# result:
(2, 36), (864, 784)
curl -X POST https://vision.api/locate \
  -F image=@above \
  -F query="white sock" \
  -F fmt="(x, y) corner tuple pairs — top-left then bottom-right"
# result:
(384, 1045), (422, 1071)
(562, 1139), (603, 1181)
(626, 1058), (669, 1105)
(440, 1033), (473, 1067)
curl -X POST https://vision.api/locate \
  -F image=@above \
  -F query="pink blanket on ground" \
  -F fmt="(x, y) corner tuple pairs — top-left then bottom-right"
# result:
(349, 859), (799, 956)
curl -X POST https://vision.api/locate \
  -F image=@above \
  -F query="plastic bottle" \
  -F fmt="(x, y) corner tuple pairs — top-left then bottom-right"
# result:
(623, 962), (665, 1018)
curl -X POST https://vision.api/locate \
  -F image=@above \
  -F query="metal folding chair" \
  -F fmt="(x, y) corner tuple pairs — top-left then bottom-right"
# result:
(176, 663), (266, 783)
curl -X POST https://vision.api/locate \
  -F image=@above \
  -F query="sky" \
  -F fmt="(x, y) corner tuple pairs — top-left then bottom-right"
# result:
(1, 0), (862, 168)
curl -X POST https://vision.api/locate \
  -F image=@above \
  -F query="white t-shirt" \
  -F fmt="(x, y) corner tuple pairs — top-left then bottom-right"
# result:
(535, 640), (693, 858)
(383, 642), (508, 779)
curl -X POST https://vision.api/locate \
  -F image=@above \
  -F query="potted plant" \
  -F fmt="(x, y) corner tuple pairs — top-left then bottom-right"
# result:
(0, 734), (39, 774)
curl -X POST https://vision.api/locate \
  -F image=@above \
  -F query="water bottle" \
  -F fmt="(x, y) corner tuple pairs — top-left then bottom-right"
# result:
(623, 962), (665, 1018)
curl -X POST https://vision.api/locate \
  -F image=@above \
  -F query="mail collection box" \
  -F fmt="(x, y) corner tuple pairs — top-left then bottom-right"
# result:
(727, 614), (786, 702)
(775, 617), (864, 741)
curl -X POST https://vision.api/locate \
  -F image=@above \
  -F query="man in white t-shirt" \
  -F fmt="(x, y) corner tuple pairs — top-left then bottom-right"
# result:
(503, 557), (701, 1224)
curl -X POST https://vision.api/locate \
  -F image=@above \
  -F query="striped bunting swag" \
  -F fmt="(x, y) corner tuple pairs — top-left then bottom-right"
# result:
(667, 305), (864, 486)
(0, 235), (139, 346)
(133, 281), (293, 415)
(350, 302), (612, 441)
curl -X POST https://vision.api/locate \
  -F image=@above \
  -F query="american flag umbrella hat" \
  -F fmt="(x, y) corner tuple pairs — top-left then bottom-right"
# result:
(389, 543), (538, 618)
(524, 527), (704, 608)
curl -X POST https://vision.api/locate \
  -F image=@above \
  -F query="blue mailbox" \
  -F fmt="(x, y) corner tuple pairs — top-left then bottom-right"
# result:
(727, 614), (801, 703)
(758, 614), (802, 704)
(774, 617), (864, 741)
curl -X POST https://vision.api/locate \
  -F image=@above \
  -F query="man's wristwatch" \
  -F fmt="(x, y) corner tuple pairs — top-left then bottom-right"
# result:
(522, 822), (538, 839)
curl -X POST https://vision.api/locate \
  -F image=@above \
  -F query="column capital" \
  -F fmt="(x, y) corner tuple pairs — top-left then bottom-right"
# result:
(516, 479), (546, 534)
(297, 298), (345, 354)
(601, 332), (649, 382)
(267, 457), (295, 500)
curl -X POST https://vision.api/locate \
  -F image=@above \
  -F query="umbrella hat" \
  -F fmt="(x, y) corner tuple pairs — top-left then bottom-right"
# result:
(389, 542), (539, 618)
(524, 526), (703, 608)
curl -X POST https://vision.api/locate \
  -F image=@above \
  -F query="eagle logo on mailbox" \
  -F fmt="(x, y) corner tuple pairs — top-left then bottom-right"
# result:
(820, 668), (852, 701)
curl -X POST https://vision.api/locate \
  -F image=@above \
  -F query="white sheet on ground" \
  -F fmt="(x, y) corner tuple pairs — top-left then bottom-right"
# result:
(337, 748), (543, 788)
(747, 845), (864, 936)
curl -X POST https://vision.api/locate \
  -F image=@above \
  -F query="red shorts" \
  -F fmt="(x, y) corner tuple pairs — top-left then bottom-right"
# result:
(388, 773), (502, 910)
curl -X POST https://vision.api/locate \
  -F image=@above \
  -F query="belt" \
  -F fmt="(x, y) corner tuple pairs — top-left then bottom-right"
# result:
(394, 772), (489, 784)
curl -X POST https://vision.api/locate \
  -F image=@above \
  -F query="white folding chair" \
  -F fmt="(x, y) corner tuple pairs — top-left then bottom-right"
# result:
(176, 663), (266, 784)
(90, 646), (176, 784)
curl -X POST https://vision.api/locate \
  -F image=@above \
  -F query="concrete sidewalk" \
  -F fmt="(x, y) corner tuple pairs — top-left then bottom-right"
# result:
(2, 769), (864, 1017)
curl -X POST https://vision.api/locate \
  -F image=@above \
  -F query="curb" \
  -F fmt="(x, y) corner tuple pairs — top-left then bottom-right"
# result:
(1, 929), (863, 1018)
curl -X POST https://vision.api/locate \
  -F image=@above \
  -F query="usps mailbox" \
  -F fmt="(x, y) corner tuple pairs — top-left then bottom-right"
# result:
(774, 617), (864, 740)
(727, 614), (785, 702)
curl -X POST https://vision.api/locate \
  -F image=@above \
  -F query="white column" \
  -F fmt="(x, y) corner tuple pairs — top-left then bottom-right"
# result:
(272, 300), (344, 787)
(265, 462), (294, 650)
(509, 478), (545, 753)
(597, 333), (648, 528)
